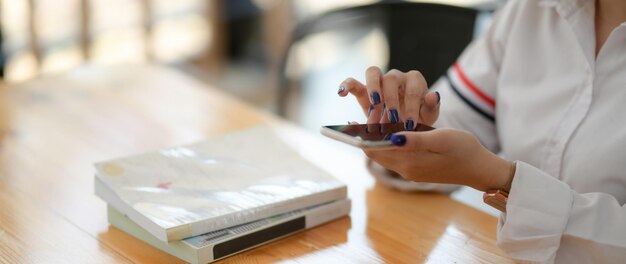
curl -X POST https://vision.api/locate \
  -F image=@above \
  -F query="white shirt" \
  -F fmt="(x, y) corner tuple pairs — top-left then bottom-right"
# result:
(432, 0), (626, 262)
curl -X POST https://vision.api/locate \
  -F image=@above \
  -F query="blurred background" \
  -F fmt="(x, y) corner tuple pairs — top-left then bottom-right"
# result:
(0, 0), (502, 128)
(0, 0), (504, 215)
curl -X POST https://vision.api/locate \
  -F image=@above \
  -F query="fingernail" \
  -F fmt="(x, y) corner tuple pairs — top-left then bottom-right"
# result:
(338, 86), (346, 94)
(389, 109), (399, 123)
(367, 105), (374, 117)
(371, 92), (381, 105)
(435, 91), (441, 104)
(390, 134), (406, 146)
(405, 119), (414, 131)
(347, 121), (351, 125)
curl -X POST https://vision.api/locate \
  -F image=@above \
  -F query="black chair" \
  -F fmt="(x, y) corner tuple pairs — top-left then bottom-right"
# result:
(277, 1), (478, 116)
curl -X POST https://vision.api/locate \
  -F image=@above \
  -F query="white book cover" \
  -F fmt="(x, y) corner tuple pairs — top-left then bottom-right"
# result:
(107, 199), (351, 263)
(94, 125), (347, 242)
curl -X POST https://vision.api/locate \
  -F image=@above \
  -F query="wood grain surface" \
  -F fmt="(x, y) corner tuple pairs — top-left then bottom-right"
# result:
(0, 65), (511, 263)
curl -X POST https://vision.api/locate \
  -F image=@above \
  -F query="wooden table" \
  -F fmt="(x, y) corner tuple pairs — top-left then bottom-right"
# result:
(0, 65), (511, 263)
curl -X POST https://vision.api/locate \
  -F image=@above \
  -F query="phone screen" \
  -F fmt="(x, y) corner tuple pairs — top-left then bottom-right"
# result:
(324, 123), (434, 142)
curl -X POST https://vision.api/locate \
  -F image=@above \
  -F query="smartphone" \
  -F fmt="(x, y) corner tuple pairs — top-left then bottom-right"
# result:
(320, 123), (434, 149)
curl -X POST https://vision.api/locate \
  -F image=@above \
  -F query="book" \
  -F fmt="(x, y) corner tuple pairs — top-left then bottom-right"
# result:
(107, 199), (351, 263)
(94, 125), (347, 242)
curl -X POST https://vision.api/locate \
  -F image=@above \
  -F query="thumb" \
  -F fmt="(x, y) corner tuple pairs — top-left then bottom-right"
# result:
(390, 130), (448, 152)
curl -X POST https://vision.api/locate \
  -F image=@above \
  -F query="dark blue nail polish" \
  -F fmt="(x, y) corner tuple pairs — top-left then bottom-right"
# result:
(435, 91), (441, 104)
(405, 119), (414, 131)
(391, 134), (406, 146)
(347, 121), (351, 125)
(338, 86), (346, 94)
(389, 109), (399, 123)
(371, 92), (381, 105)
(367, 105), (374, 117)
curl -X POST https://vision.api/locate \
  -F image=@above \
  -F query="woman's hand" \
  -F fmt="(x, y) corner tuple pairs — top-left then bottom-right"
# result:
(338, 66), (440, 129)
(338, 66), (514, 191)
(364, 128), (514, 192)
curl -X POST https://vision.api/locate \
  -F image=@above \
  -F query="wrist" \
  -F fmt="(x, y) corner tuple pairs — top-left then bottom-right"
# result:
(502, 161), (516, 192)
(489, 159), (515, 192)
(477, 153), (516, 192)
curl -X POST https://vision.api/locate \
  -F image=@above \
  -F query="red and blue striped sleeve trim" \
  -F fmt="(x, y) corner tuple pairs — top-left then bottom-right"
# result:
(445, 62), (496, 121)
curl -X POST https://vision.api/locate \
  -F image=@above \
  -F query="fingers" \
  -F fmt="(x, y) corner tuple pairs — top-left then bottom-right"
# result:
(338, 78), (372, 115)
(341, 66), (439, 126)
(382, 69), (404, 124)
(420, 91), (441, 126)
(403, 70), (428, 130)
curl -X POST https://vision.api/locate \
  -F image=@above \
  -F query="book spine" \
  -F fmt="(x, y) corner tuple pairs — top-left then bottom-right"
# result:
(177, 185), (348, 241)
(202, 199), (352, 263)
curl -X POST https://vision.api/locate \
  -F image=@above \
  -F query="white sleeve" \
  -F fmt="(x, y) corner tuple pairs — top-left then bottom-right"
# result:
(432, 0), (520, 153)
(497, 161), (626, 263)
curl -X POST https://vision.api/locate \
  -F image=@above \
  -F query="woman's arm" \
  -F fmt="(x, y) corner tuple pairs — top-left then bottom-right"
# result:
(362, 128), (626, 263)
(336, 1), (520, 193)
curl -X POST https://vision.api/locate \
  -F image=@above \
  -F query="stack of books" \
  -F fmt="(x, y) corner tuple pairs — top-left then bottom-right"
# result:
(94, 126), (350, 263)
